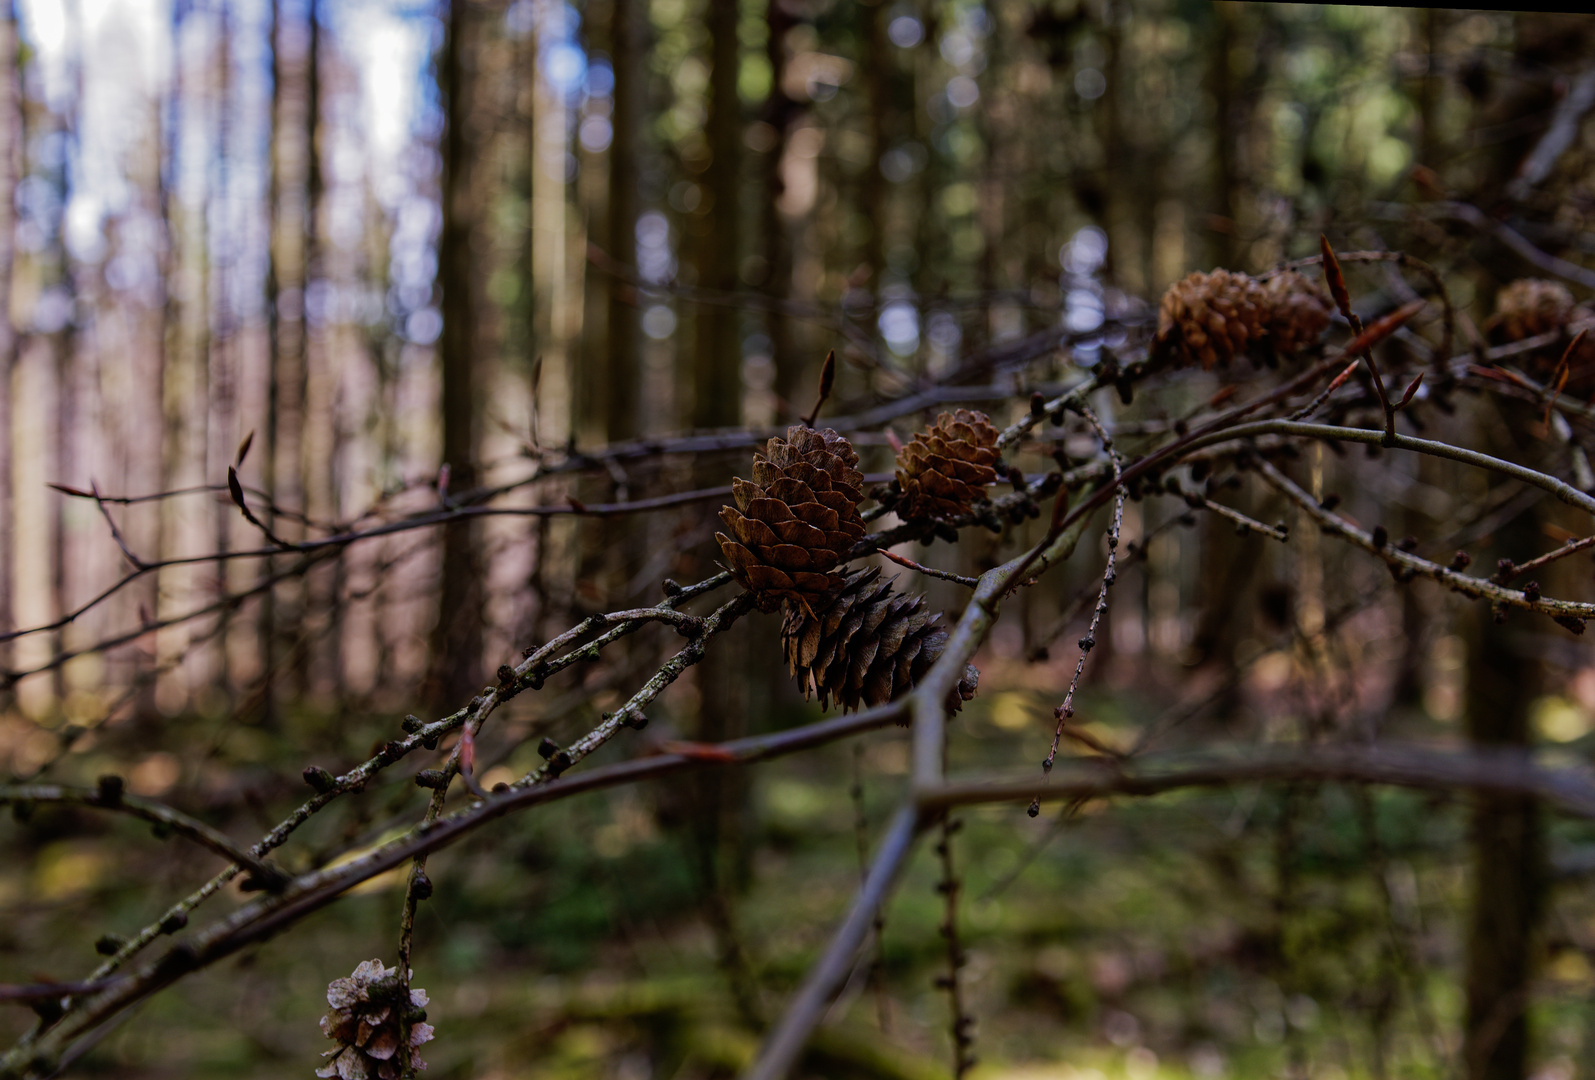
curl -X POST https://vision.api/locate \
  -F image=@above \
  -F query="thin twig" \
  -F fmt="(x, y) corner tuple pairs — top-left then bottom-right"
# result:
(1254, 457), (1594, 623)
(0, 783), (286, 891)
(878, 547), (979, 588)
(934, 813), (975, 1077)
(1041, 405), (1125, 784)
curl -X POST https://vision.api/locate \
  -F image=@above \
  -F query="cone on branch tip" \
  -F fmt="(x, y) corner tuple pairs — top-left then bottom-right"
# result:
(317, 960), (434, 1079)
(781, 567), (978, 717)
(1489, 278), (1595, 393)
(716, 425), (867, 612)
(894, 409), (1002, 521)
(1491, 279), (1576, 342)
(1154, 268), (1330, 369)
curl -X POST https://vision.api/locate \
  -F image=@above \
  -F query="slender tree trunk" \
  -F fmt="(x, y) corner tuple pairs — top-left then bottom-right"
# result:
(298, 0), (330, 699)
(693, 0), (742, 430)
(1462, 422), (1546, 1080)
(1462, 595), (1543, 1080)
(0, 0), (18, 691)
(691, 0), (750, 959)
(1206, 2), (1238, 268)
(48, 26), (80, 707)
(606, 0), (641, 443)
(261, 0), (284, 726)
(425, 0), (482, 710)
(762, 0), (801, 415)
(861, 0), (886, 295)
(1415, 8), (1441, 170)
(912, 3), (944, 302)
(210, 0), (235, 700)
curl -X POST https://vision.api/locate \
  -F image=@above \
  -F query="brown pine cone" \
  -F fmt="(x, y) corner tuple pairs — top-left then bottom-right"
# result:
(781, 567), (978, 716)
(895, 409), (1002, 521)
(1263, 270), (1333, 356)
(317, 960), (434, 1079)
(1154, 269), (1270, 369)
(1490, 281), (1595, 394)
(716, 426), (868, 612)
(1492, 279), (1575, 342)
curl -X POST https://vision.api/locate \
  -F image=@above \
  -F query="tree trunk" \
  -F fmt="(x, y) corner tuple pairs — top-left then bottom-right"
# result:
(692, 0), (742, 430)
(762, 0), (800, 415)
(425, 0), (482, 711)
(0, 0), (17, 694)
(606, 0), (641, 443)
(690, 0), (751, 975)
(1462, 593), (1543, 1080)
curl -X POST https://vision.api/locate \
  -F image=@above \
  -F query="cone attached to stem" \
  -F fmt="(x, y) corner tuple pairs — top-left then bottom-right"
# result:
(1489, 278), (1595, 394)
(716, 426), (868, 612)
(780, 567), (978, 716)
(1155, 268), (1330, 369)
(894, 409), (1002, 522)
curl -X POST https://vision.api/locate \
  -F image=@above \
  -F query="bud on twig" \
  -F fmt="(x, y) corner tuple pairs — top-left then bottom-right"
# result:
(303, 766), (338, 793)
(95, 774), (125, 807)
(800, 349), (836, 427)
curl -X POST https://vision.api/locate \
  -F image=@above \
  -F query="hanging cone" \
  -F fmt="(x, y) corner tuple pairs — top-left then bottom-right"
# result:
(1263, 270), (1333, 356)
(317, 960), (434, 1080)
(716, 426), (868, 612)
(781, 567), (978, 716)
(894, 409), (1002, 521)
(1153, 269), (1271, 369)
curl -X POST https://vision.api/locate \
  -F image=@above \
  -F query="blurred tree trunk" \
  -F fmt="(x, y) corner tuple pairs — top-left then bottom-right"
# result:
(1414, 8), (1441, 170)
(0, 0), (17, 691)
(300, 0), (336, 701)
(690, 0), (751, 992)
(1462, 530), (1543, 1080)
(606, 0), (641, 444)
(861, 0), (886, 294)
(210, 2), (235, 700)
(1205, 2), (1237, 268)
(425, 0), (482, 712)
(763, 0), (800, 415)
(262, 0), (318, 722)
(576, 0), (643, 609)
(912, 3), (944, 302)
(261, 0), (284, 726)
(693, 0), (741, 430)
(47, 33), (79, 708)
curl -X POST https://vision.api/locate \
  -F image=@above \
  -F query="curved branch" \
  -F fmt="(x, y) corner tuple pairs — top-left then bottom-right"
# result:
(1255, 458), (1595, 621)
(0, 783), (286, 890)
(920, 744), (1595, 820)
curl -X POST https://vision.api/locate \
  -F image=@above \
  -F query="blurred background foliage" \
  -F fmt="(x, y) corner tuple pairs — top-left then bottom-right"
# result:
(2, 0), (1595, 1077)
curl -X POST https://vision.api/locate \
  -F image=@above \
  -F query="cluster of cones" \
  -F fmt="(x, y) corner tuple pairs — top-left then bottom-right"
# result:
(1153, 268), (1334, 370)
(718, 268), (1593, 710)
(716, 414), (1001, 714)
